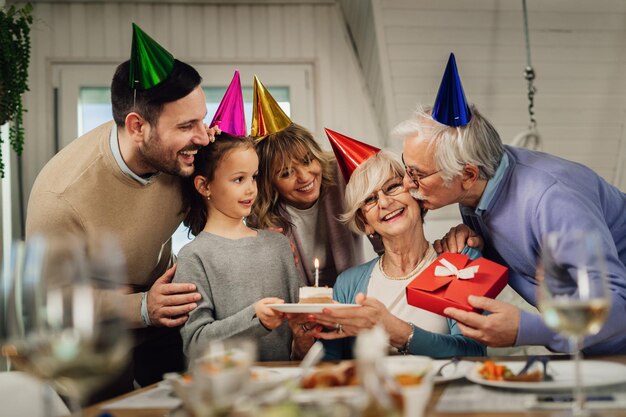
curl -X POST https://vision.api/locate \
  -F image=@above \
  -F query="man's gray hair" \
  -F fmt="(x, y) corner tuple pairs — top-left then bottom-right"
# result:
(392, 104), (504, 183)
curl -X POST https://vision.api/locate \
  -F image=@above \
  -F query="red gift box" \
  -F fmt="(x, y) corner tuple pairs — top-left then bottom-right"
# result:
(406, 252), (508, 317)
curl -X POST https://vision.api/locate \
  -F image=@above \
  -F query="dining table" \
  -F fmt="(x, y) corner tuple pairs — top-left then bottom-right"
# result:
(80, 355), (626, 417)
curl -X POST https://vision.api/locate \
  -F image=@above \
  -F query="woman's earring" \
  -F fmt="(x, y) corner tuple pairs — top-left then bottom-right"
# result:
(207, 195), (211, 201)
(368, 234), (374, 239)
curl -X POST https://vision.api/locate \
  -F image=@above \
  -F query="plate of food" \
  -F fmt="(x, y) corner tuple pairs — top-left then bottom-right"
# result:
(294, 357), (434, 416)
(466, 360), (626, 391)
(298, 358), (433, 390)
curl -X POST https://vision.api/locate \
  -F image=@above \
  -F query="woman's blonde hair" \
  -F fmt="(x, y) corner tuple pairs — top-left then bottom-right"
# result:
(341, 150), (425, 234)
(250, 123), (336, 231)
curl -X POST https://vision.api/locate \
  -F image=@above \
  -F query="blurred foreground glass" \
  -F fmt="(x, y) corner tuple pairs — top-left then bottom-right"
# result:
(1, 233), (132, 415)
(537, 230), (611, 417)
(184, 338), (256, 417)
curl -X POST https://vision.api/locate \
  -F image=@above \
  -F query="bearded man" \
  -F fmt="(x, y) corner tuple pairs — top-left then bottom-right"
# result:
(25, 24), (217, 401)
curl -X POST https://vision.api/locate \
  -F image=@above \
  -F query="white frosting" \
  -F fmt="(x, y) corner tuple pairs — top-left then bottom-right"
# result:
(299, 286), (333, 299)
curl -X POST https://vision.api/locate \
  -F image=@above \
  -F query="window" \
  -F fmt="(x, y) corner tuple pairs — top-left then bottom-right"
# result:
(78, 86), (291, 136)
(79, 88), (112, 135)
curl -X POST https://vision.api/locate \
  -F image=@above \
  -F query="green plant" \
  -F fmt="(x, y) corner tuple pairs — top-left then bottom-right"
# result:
(0, 3), (33, 178)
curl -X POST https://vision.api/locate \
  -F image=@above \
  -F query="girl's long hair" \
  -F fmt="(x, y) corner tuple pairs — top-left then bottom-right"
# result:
(250, 123), (335, 232)
(183, 133), (255, 236)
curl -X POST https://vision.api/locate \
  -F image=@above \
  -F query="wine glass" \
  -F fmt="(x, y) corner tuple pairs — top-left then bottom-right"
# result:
(537, 230), (611, 416)
(2, 232), (132, 414)
(186, 337), (256, 417)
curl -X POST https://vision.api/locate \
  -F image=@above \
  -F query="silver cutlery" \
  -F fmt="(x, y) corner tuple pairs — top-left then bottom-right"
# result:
(435, 357), (460, 378)
(516, 356), (553, 381)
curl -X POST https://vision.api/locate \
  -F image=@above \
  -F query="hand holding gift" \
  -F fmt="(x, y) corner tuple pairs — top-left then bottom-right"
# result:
(406, 253), (508, 317)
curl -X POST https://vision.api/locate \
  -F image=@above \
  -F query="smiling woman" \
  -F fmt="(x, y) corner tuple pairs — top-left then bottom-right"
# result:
(249, 81), (366, 289)
(312, 147), (485, 360)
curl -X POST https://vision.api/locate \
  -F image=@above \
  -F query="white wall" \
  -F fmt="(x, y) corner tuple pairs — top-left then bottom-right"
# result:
(19, 0), (383, 230)
(338, 0), (390, 136)
(375, 0), (626, 182)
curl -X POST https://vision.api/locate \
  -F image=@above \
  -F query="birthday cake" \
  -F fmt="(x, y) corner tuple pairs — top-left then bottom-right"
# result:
(298, 286), (333, 304)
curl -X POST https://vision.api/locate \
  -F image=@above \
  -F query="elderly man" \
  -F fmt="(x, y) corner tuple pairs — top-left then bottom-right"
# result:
(26, 24), (217, 399)
(394, 53), (626, 355)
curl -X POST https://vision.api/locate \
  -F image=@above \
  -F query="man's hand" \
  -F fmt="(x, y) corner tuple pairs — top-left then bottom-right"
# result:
(255, 297), (286, 330)
(443, 295), (520, 347)
(146, 264), (201, 327)
(433, 224), (483, 254)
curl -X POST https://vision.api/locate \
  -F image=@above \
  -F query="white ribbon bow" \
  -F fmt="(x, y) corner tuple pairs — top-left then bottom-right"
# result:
(434, 258), (479, 280)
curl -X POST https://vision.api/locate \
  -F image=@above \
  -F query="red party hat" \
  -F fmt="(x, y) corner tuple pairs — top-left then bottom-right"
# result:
(325, 128), (380, 182)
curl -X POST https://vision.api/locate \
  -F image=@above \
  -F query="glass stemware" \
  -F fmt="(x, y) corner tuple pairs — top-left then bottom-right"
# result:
(187, 337), (256, 417)
(2, 233), (132, 415)
(537, 230), (611, 416)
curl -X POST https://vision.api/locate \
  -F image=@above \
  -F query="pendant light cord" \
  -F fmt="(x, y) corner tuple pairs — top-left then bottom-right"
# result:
(512, 0), (541, 150)
(522, 0), (537, 130)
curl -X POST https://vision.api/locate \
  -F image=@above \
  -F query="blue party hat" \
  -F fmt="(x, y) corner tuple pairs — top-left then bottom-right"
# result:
(432, 53), (471, 127)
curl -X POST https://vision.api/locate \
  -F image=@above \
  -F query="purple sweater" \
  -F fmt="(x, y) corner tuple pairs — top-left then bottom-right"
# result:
(461, 145), (626, 354)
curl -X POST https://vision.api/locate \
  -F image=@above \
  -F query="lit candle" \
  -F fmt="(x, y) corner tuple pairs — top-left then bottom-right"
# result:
(314, 258), (320, 287)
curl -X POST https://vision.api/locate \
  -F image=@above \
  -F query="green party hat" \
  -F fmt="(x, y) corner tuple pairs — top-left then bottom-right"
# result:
(129, 23), (175, 90)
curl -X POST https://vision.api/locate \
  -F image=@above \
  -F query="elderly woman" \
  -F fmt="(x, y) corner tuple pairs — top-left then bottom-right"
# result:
(309, 151), (485, 359)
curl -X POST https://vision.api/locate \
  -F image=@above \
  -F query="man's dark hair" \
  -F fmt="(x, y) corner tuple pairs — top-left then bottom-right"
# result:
(111, 59), (202, 127)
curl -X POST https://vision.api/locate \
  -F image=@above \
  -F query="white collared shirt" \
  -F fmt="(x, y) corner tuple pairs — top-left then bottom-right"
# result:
(109, 124), (159, 185)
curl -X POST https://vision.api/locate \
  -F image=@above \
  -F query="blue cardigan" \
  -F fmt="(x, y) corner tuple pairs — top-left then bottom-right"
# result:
(323, 250), (486, 360)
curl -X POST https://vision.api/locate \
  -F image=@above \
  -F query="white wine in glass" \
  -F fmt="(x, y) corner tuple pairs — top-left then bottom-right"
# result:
(538, 230), (611, 416)
(3, 233), (132, 413)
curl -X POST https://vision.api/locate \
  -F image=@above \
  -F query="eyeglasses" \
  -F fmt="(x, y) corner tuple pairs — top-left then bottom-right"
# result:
(401, 153), (441, 187)
(362, 177), (405, 211)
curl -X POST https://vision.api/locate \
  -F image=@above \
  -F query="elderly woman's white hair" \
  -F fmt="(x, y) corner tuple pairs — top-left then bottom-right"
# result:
(341, 150), (425, 234)
(392, 103), (504, 184)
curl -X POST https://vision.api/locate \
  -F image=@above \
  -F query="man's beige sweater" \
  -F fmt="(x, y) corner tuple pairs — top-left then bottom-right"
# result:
(26, 121), (185, 327)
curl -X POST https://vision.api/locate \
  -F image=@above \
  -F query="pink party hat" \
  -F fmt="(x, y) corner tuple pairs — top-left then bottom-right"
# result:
(210, 70), (247, 136)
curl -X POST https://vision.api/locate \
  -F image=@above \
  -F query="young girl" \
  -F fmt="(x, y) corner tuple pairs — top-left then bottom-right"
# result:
(173, 133), (305, 361)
